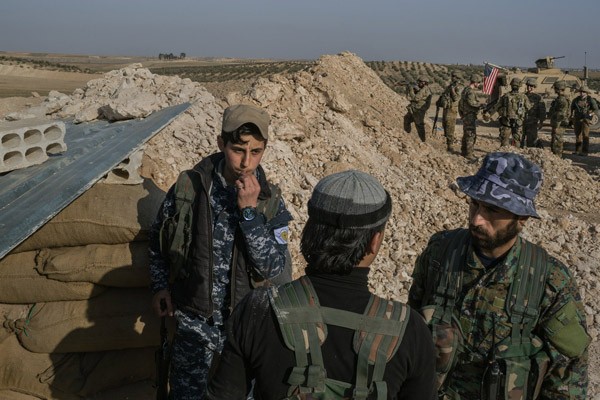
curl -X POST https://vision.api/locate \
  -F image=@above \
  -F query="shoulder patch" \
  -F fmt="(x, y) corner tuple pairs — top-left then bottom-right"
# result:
(274, 226), (289, 244)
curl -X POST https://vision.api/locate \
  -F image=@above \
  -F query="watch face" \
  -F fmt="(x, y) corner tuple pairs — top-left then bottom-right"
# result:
(242, 207), (257, 221)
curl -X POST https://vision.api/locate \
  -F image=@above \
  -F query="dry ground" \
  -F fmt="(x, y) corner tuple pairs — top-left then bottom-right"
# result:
(0, 56), (598, 399)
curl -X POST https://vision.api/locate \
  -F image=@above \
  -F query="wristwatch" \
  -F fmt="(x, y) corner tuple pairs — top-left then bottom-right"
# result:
(241, 206), (258, 221)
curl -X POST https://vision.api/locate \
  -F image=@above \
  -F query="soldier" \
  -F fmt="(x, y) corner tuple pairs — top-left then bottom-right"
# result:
(489, 77), (531, 147)
(148, 104), (293, 399)
(570, 86), (599, 155)
(458, 74), (484, 160)
(437, 70), (463, 152)
(408, 152), (590, 400)
(547, 81), (570, 156)
(207, 170), (437, 399)
(404, 75), (433, 142)
(523, 78), (546, 148)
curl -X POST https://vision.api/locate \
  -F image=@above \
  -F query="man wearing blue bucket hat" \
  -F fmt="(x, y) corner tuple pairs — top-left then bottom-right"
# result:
(408, 152), (589, 399)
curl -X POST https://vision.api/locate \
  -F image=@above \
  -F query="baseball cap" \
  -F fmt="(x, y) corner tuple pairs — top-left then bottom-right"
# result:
(222, 104), (270, 139)
(456, 152), (543, 218)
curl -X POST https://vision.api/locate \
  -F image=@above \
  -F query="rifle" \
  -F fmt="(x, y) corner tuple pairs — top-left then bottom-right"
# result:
(155, 299), (170, 400)
(432, 106), (440, 135)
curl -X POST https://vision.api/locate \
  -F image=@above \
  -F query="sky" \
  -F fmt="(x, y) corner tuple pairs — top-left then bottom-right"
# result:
(1, 0), (599, 70)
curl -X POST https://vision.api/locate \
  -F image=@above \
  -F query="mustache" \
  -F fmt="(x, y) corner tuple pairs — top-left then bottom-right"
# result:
(469, 225), (488, 235)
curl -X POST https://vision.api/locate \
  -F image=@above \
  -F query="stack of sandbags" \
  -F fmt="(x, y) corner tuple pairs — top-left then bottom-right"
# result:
(0, 179), (166, 399)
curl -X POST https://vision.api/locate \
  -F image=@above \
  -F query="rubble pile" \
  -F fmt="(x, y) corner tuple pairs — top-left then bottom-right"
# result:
(2, 51), (598, 397)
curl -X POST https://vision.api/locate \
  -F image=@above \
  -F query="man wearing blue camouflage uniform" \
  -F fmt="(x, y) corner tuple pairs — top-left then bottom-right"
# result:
(408, 152), (589, 399)
(148, 104), (292, 399)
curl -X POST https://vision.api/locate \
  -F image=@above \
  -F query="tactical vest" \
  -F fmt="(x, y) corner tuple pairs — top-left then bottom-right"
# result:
(269, 276), (410, 400)
(500, 93), (526, 120)
(160, 166), (291, 316)
(422, 229), (550, 400)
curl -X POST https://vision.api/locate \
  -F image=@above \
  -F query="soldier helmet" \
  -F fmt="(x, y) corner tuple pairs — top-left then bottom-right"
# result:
(580, 86), (592, 94)
(510, 78), (522, 88)
(456, 152), (543, 218)
(553, 81), (566, 90)
(525, 78), (537, 87)
(417, 75), (429, 83)
(451, 70), (463, 79)
(470, 74), (482, 83)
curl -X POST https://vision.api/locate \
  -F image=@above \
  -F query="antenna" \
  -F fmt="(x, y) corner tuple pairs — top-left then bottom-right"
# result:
(584, 51), (588, 82)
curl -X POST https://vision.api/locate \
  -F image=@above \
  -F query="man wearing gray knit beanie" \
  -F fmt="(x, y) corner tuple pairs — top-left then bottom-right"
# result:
(208, 170), (436, 399)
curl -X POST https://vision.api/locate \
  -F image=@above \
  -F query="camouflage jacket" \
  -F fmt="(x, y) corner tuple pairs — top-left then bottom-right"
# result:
(525, 92), (546, 124)
(148, 152), (292, 323)
(493, 92), (532, 121)
(548, 94), (570, 124)
(439, 81), (462, 109)
(407, 85), (433, 115)
(408, 231), (589, 399)
(570, 95), (599, 121)
(458, 86), (482, 117)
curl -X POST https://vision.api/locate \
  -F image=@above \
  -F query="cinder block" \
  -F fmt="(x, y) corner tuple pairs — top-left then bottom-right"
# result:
(101, 147), (144, 185)
(0, 118), (67, 173)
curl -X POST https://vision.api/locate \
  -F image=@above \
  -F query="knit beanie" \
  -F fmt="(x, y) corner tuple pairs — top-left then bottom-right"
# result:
(307, 170), (392, 229)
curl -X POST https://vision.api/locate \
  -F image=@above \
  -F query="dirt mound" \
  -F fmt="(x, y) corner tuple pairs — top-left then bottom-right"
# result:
(11, 52), (600, 393)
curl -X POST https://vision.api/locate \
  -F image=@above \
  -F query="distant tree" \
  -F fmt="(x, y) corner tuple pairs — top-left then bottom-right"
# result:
(180, 52), (186, 59)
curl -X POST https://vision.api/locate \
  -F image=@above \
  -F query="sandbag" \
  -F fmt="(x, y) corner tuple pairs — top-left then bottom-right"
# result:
(16, 288), (160, 353)
(0, 303), (31, 344)
(0, 335), (155, 399)
(13, 180), (165, 252)
(35, 242), (151, 288)
(0, 251), (105, 304)
(0, 390), (44, 400)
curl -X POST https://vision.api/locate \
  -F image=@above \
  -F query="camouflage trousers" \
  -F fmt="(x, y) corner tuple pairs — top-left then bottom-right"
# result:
(404, 111), (427, 142)
(523, 121), (540, 148)
(499, 120), (523, 148)
(461, 113), (477, 159)
(550, 123), (565, 156)
(573, 119), (591, 154)
(169, 311), (225, 400)
(443, 108), (458, 150)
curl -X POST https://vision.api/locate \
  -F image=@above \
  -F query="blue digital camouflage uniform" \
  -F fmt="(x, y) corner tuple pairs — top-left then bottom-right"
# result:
(148, 158), (291, 400)
(408, 152), (590, 399)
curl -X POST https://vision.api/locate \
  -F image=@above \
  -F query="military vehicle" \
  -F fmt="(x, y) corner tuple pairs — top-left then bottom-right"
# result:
(488, 56), (600, 129)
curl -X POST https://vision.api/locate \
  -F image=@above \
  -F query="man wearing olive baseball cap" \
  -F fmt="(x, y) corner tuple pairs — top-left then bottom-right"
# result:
(409, 152), (589, 399)
(148, 103), (292, 398)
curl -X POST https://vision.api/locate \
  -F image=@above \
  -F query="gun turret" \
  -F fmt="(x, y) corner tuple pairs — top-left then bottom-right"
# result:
(535, 56), (565, 70)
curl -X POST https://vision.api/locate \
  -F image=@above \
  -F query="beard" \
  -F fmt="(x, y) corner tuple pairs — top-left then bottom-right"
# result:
(469, 218), (521, 251)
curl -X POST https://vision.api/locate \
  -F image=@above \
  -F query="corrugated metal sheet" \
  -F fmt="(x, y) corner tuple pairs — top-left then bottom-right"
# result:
(0, 103), (190, 260)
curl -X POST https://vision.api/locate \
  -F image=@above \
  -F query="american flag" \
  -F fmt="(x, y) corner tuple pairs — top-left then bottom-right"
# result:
(483, 63), (499, 95)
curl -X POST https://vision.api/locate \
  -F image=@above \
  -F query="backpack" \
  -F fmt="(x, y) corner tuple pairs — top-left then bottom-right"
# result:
(421, 229), (551, 399)
(160, 169), (291, 286)
(269, 276), (410, 400)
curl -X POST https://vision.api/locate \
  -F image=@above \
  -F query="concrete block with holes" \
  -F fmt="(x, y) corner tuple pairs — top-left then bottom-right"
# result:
(101, 147), (145, 185)
(0, 119), (67, 173)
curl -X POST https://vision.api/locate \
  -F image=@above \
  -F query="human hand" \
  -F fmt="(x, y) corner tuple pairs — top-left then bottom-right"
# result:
(152, 289), (173, 317)
(236, 173), (260, 210)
